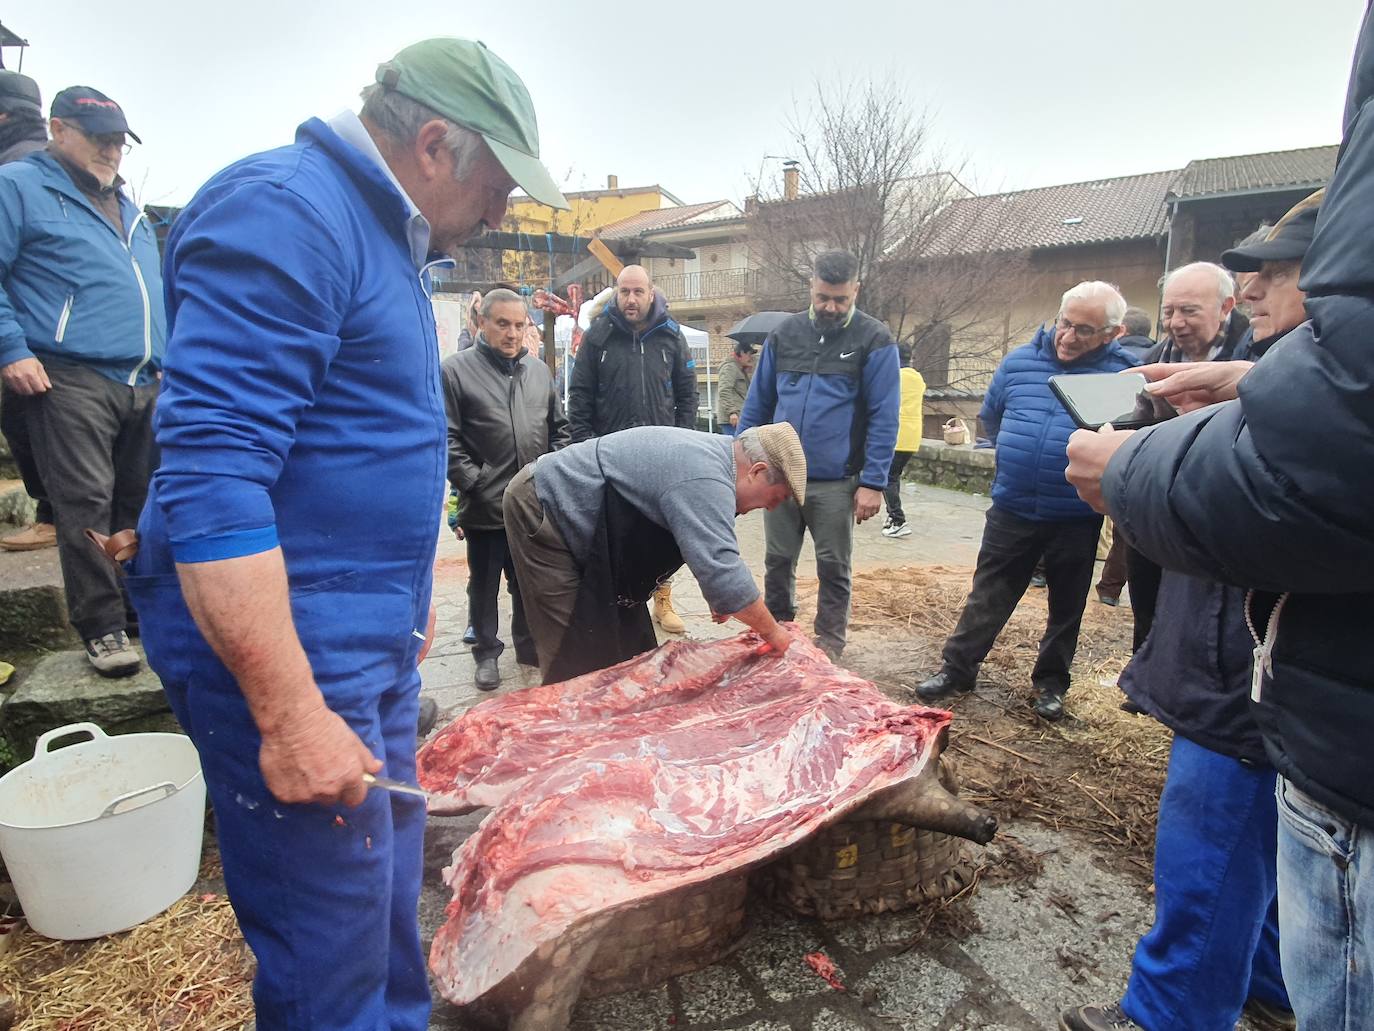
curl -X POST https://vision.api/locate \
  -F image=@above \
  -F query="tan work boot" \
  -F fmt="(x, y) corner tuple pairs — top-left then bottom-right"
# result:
(1, 522), (57, 551)
(652, 583), (686, 634)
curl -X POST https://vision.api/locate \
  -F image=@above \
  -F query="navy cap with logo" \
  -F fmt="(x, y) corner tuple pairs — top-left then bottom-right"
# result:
(50, 86), (141, 144)
(1221, 192), (1323, 273)
(0, 71), (42, 116)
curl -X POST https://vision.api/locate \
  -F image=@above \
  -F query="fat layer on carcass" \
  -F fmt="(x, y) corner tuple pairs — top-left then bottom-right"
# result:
(420, 628), (951, 1008)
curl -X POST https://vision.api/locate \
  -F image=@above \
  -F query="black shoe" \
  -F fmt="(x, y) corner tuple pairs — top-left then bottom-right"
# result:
(462, 625), (477, 645)
(474, 657), (500, 691)
(1243, 998), (1297, 1031)
(1096, 591), (1119, 607)
(1059, 1003), (1143, 1030)
(1034, 691), (1066, 721)
(914, 671), (974, 702)
(416, 697), (439, 738)
(1029, 573), (1047, 588)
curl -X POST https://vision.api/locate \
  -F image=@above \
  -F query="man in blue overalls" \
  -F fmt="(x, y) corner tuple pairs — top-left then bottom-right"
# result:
(124, 39), (566, 1030)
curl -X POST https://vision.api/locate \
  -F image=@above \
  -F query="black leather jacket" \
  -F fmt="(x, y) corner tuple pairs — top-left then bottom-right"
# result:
(441, 339), (569, 531)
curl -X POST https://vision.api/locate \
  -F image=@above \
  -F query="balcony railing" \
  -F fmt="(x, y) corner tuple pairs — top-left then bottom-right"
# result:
(656, 267), (758, 304)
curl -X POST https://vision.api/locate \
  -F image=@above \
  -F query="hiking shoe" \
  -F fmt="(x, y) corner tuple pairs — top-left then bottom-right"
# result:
(1096, 591), (1119, 607)
(1243, 998), (1297, 1031)
(474, 658), (500, 691)
(914, 671), (974, 702)
(416, 697), (439, 738)
(1029, 572), (1047, 588)
(462, 625), (477, 645)
(1034, 690), (1066, 721)
(883, 521), (912, 538)
(85, 631), (141, 678)
(0, 522), (56, 551)
(1059, 1003), (1144, 1031)
(652, 583), (686, 634)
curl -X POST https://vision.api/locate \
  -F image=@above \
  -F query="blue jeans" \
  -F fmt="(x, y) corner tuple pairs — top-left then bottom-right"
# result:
(1276, 776), (1373, 1031)
(1121, 736), (1289, 1031)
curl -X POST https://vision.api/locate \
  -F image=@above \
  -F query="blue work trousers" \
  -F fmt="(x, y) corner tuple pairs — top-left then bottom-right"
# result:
(161, 654), (430, 1030)
(1121, 735), (1290, 1031)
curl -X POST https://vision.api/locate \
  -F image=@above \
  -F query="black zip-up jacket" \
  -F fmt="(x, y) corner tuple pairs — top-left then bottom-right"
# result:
(1103, 3), (1374, 824)
(567, 291), (697, 442)
(441, 338), (569, 531)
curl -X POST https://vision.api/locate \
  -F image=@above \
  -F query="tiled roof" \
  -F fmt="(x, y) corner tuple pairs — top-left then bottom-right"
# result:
(598, 201), (741, 239)
(923, 170), (1179, 256)
(1170, 145), (1338, 199)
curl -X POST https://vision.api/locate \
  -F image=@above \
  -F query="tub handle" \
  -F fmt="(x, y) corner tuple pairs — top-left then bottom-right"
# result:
(33, 722), (109, 758)
(100, 782), (177, 819)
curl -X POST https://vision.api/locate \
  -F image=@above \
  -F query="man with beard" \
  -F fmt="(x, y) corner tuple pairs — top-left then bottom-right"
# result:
(121, 39), (567, 1030)
(442, 288), (567, 691)
(0, 87), (164, 675)
(1058, 198), (1321, 1031)
(568, 263), (698, 635)
(737, 249), (900, 661)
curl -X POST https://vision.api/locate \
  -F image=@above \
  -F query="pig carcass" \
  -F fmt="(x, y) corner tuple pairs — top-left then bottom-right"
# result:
(418, 629), (994, 1028)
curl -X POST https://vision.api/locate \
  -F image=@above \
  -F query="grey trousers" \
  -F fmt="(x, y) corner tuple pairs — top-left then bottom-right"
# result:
(27, 364), (157, 639)
(502, 465), (581, 681)
(763, 477), (857, 654)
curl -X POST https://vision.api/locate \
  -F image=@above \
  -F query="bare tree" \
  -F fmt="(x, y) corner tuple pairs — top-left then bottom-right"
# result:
(748, 77), (1040, 390)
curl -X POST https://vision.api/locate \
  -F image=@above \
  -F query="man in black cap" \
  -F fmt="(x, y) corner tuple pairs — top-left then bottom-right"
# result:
(0, 70), (46, 164)
(0, 69), (55, 554)
(1059, 196), (1323, 1031)
(0, 86), (164, 675)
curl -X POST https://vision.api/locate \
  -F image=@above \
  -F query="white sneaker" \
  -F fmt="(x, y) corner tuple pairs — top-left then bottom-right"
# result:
(84, 631), (141, 678)
(887, 522), (912, 538)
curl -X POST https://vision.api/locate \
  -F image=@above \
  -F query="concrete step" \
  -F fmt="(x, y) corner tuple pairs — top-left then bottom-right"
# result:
(1, 645), (174, 762)
(0, 544), (73, 651)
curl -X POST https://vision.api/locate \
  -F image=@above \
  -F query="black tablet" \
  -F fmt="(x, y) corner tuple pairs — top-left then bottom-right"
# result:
(1049, 372), (1176, 431)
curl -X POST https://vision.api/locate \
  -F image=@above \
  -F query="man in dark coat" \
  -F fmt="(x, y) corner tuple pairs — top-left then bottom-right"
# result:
(567, 263), (698, 635)
(1065, 11), (1374, 1025)
(1059, 199), (1323, 1031)
(0, 70), (54, 554)
(442, 288), (567, 691)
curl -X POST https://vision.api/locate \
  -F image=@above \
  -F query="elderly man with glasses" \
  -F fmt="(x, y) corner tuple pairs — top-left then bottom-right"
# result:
(914, 281), (1138, 720)
(0, 86), (163, 677)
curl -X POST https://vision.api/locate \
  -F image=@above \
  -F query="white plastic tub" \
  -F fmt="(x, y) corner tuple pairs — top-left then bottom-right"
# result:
(0, 722), (206, 939)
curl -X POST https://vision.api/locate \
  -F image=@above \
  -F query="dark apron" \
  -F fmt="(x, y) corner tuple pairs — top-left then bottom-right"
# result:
(545, 445), (684, 683)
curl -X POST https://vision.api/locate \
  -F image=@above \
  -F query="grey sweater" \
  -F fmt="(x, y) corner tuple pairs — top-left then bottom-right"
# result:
(532, 427), (759, 614)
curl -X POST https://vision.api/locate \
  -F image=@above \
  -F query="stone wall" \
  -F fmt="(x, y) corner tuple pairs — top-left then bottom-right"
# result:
(903, 439), (995, 495)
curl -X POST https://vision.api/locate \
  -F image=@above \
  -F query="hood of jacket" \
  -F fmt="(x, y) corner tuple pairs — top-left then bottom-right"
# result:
(606, 287), (671, 338)
(1301, 2), (1374, 297)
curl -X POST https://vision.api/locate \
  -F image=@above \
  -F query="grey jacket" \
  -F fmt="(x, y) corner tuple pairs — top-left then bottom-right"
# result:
(716, 357), (752, 424)
(441, 338), (569, 531)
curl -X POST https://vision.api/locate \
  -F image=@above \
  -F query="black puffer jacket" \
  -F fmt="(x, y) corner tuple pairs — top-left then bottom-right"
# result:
(441, 338), (568, 531)
(1103, 4), (1374, 823)
(567, 290), (697, 442)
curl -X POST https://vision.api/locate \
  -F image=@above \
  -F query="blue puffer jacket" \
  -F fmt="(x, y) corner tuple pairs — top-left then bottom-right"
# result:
(126, 117), (447, 697)
(0, 151), (166, 385)
(982, 327), (1138, 521)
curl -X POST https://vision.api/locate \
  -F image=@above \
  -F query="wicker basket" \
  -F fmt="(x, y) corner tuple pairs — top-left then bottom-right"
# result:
(756, 759), (976, 920)
(580, 872), (749, 997)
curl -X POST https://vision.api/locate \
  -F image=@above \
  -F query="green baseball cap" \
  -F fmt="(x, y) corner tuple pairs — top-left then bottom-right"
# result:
(376, 38), (568, 210)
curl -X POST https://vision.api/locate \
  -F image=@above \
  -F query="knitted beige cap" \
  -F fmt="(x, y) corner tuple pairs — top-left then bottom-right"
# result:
(749, 423), (807, 505)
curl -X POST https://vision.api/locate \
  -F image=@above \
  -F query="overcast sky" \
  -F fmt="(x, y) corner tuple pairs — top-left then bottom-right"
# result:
(8, 0), (1366, 209)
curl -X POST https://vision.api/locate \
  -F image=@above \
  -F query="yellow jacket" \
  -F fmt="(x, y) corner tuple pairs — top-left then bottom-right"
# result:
(896, 367), (926, 452)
